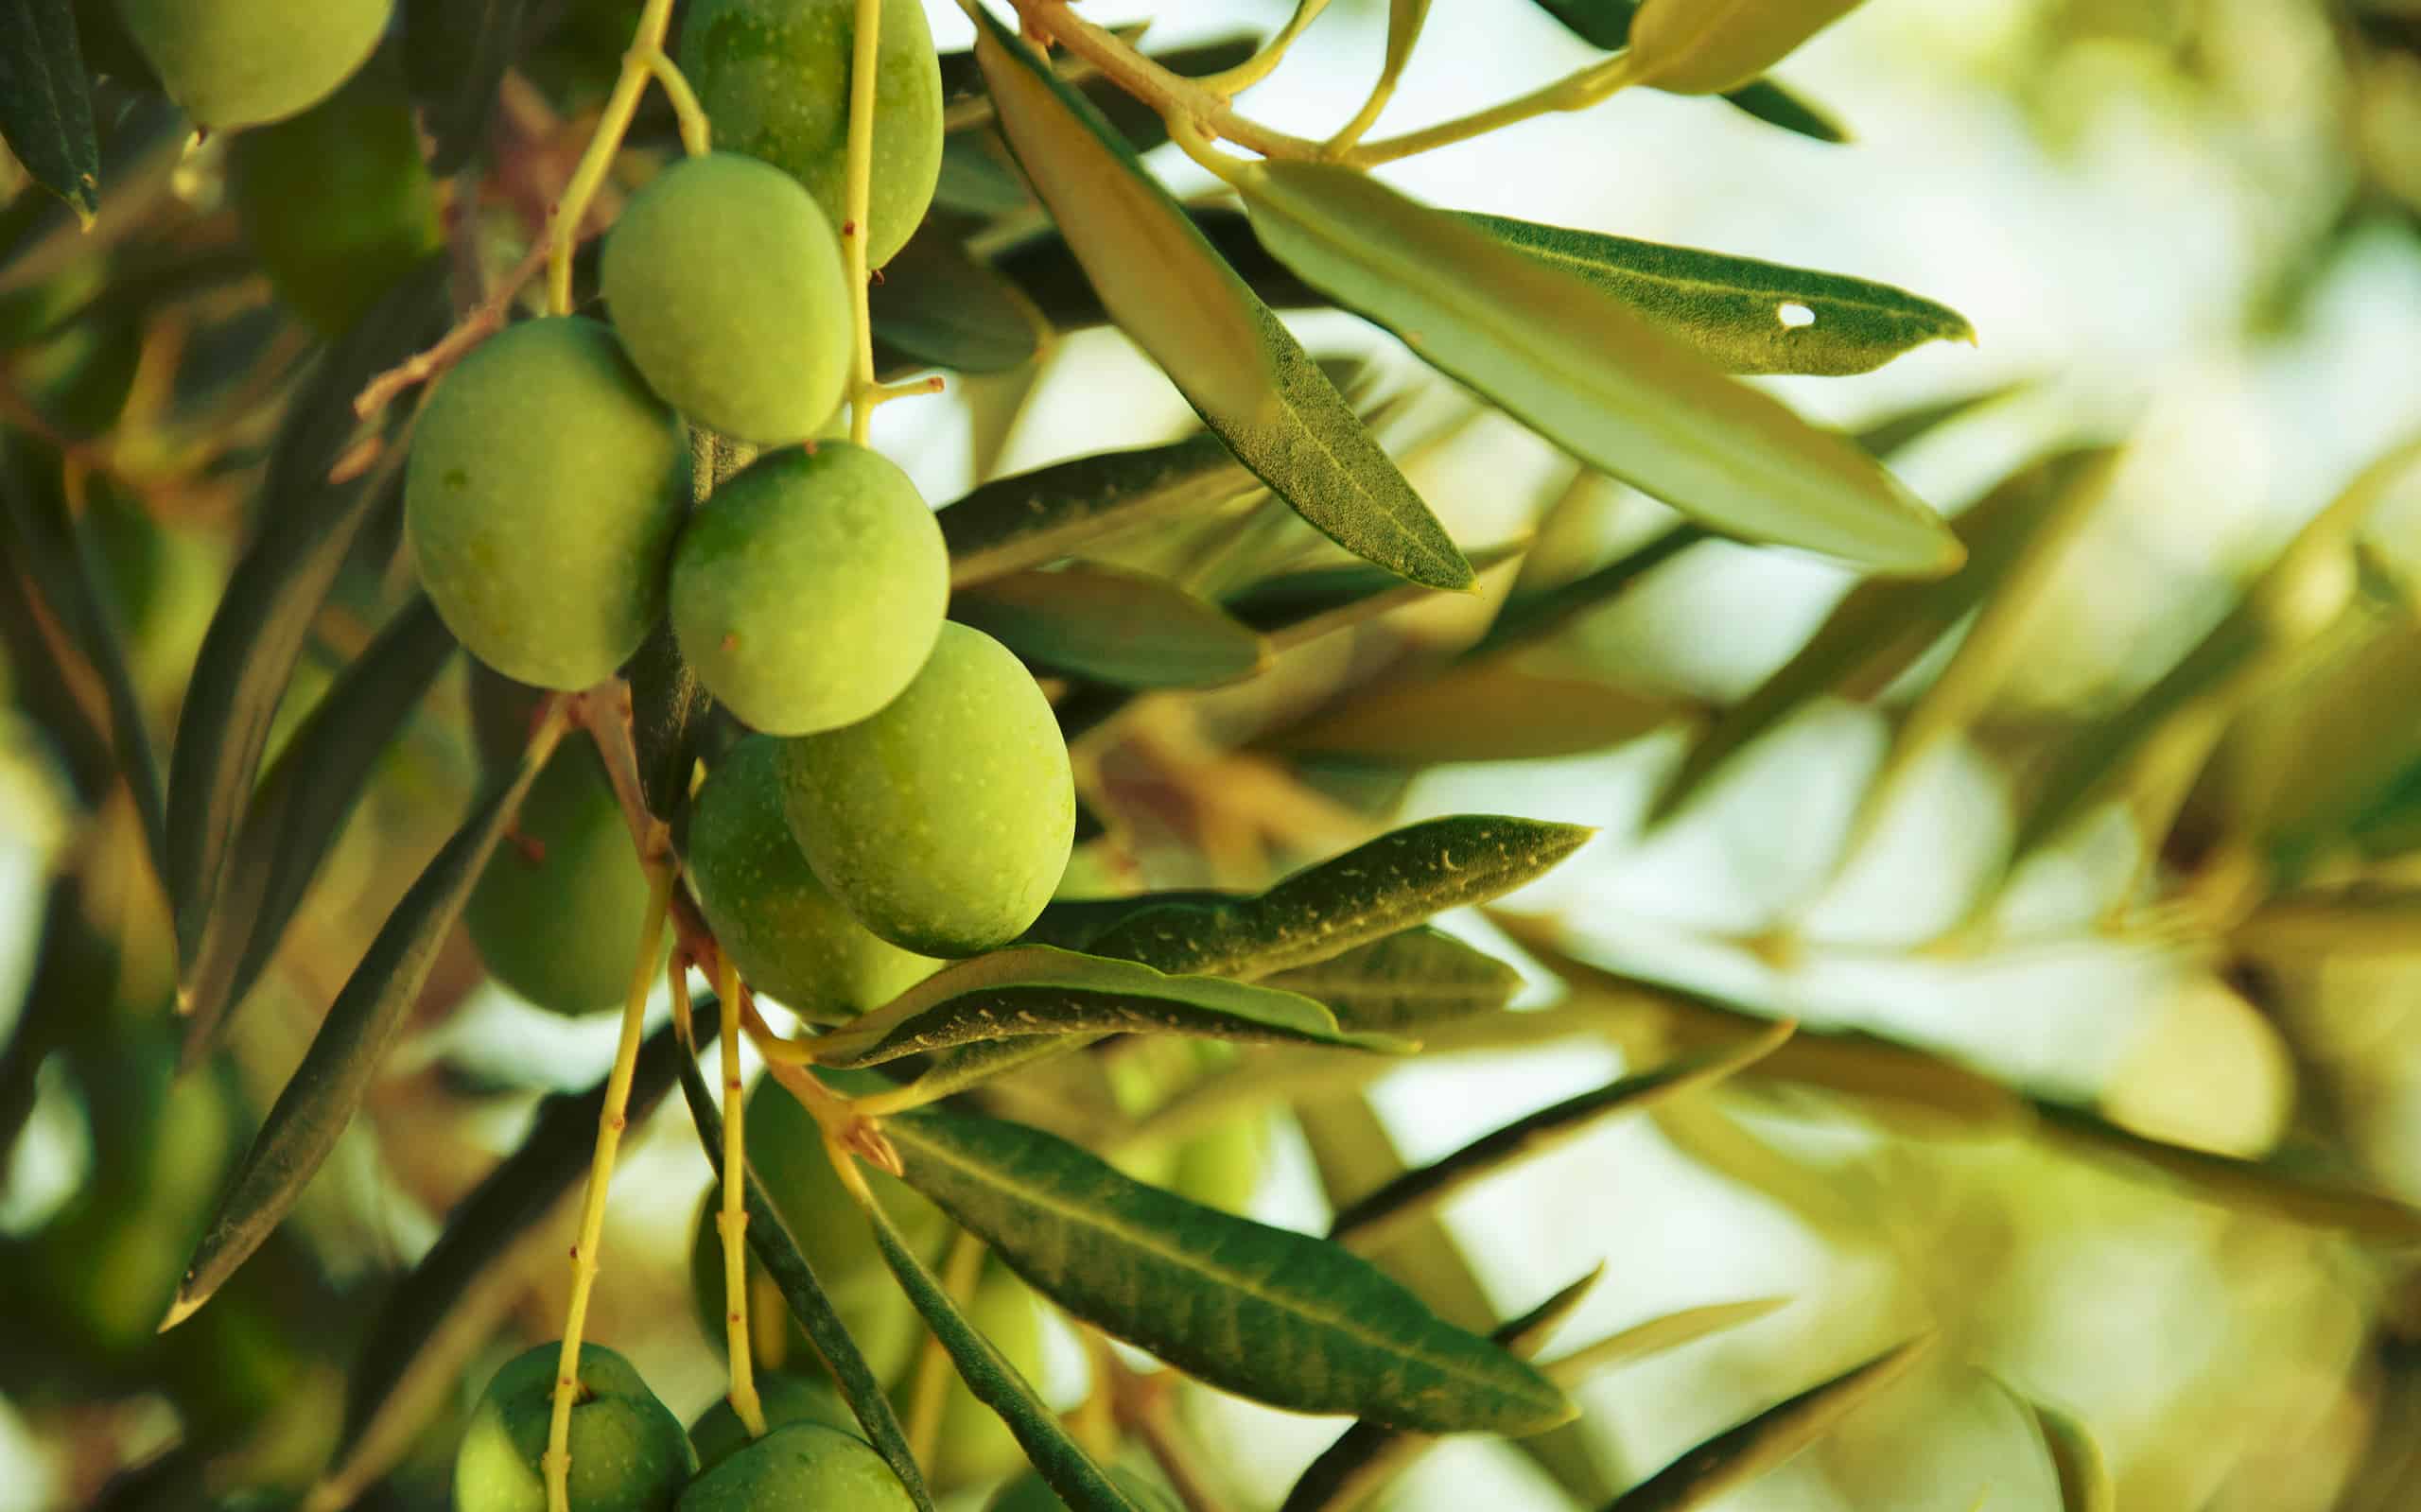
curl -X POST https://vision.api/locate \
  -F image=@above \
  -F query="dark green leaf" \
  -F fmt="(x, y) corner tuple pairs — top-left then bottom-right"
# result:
(953, 564), (1269, 688)
(972, 11), (1472, 591)
(1604, 1334), (1933, 1511)
(1224, 541), (1526, 649)
(1020, 891), (1242, 953)
(1464, 216), (1971, 376)
(1265, 664), (1682, 765)
(853, 1154), (1139, 1511)
(675, 1038), (938, 1510)
(939, 432), (1261, 589)
(623, 618), (711, 825)
(0, 0), (100, 220)
(1086, 814), (1596, 979)
(808, 945), (1408, 1068)
(176, 596), (456, 1066)
(1718, 78), (1846, 142)
(317, 1024), (684, 1511)
(1263, 927), (1522, 1035)
(165, 710), (561, 1326)
(163, 257), (452, 968)
(401, 0), (531, 175)
(932, 135), (1033, 217)
(1235, 163), (1959, 575)
(871, 220), (1046, 374)
(886, 1103), (1576, 1433)
(1329, 1027), (1790, 1251)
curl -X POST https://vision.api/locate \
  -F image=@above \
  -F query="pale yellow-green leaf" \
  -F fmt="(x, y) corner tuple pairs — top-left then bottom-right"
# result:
(1624, 0), (1869, 96)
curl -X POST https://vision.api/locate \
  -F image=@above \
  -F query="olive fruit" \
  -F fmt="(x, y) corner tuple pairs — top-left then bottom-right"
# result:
(406, 317), (686, 691)
(678, 0), (944, 269)
(669, 443), (947, 737)
(453, 1342), (695, 1512)
(688, 1373), (859, 1472)
(1169, 1113), (1268, 1214)
(115, 0), (392, 129)
(677, 1423), (917, 1511)
(686, 735), (938, 1019)
(780, 624), (1073, 956)
(226, 54), (439, 336)
(464, 747), (667, 1014)
(909, 1264), (1043, 1491)
(601, 152), (850, 444)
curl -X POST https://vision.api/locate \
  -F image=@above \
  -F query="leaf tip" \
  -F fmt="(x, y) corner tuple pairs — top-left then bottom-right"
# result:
(157, 1287), (208, 1334)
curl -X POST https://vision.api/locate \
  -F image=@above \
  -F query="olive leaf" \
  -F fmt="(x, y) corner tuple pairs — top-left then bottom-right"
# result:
(1233, 162), (1959, 576)
(165, 709), (560, 1327)
(1224, 541), (1526, 650)
(675, 1039), (937, 1510)
(885, 1103), (1576, 1434)
(1541, 1297), (1792, 1388)
(1987, 1380), (2113, 1512)
(400, 0), (530, 175)
(971, 9), (1472, 591)
(1622, 0), (1870, 97)
(1265, 664), (1684, 766)
(0, 0), (100, 222)
(1519, 0), (1845, 139)
(938, 432), (1262, 589)
(1720, 78), (1846, 140)
(1328, 1024), (1791, 1252)
(953, 564), (1271, 689)
(177, 596), (457, 1066)
(807, 945), (1411, 1069)
(1604, 1332), (1933, 1511)
(314, 1024), (685, 1512)
(870, 221), (1047, 374)
(164, 257), (453, 969)
(1470, 521), (1705, 659)
(1263, 927), (1522, 1035)
(623, 618), (713, 826)
(1463, 216), (1972, 376)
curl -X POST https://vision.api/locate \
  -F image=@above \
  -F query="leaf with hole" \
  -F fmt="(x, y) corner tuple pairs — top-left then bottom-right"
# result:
(886, 1103), (1576, 1433)
(972, 9), (1472, 590)
(1234, 162), (1958, 575)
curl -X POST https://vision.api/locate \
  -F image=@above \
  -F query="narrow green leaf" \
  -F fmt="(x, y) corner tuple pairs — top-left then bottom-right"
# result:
(401, 0), (531, 175)
(1475, 521), (1706, 658)
(853, 1157), (1140, 1512)
(0, 0), (100, 221)
(1019, 891), (1242, 953)
(316, 1025), (684, 1512)
(1329, 1026), (1791, 1252)
(177, 597), (457, 1065)
(1263, 927), (1522, 1035)
(810, 945), (1409, 1069)
(0, 439), (166, 874)
(991, 206), (1320, 332)
(1266, 663), (1683, 765)
(165, 710), (561, 1326)
(1852, 386), (2023, 460)
(164, 258), (452, 967)
(1235, 162), (1958, 575)
(871, 221), (1046, 374)
(1605, 1333), (1932, 1511)
(1085, 814), (1596, 979)
(939, 432), (1262, 589)
(932, 135), (1034, 217)
(624, 618), (713, 826)
(952, 563), (1271, 689)
(886, 1103), (1576, 1433)
(1464, 217), (1970, 377)
(676, 1039), (938, 1511)
(1280, 1266), (1605, 1512)
(1541, 1297), (1790, 1387)
(2031, 1102), (2421, 1242)
(1718, 78), (1846, 141)
(972, 11), (1472, 590)
(1988, 1382), (2113, 1512)
(1648, 447), (2104, 826)
(1224, 541), (1527, 650)
(1519, 0), (1844, 138)
(1623, 0), (1869, 96)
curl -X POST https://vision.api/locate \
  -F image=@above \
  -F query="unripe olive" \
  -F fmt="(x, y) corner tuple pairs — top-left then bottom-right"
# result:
(678, 0), (944, 269)
(406, 316), (687, 691)
(686, 735), (939, 1019)
(780, 624), (1073, 956)
(669, 443), (947, 736)
(114, 0), (392, 129)
(453, 1342), (696, 1512)
(1169, 1113), (1269, 1215)
(464, 747), (667, 1014)
(677, 1423), (917, 1511)
(689, 1372), (859, 1472)
(601, 152), (850, 444)
(226, 54), (440, 336)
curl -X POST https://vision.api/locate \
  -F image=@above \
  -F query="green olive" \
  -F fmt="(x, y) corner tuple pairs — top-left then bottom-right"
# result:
(780, 624), (1073, 956)
(686, 735), (939, 1019)
(452, 1342), (696, 1512)
(114, 0), (392, 129)
(464, 747), (668, 1014)
(678, 0), (944, 269)
(688, 1372), (859, 1472)
(676, 1423), (917, 1510)
(405, 316), (688, 691)
(601, 151), (851, 444)
(669, 443), (947, 737)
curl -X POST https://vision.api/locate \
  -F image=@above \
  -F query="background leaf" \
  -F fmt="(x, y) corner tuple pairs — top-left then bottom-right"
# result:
(953, 564), (1270, 689)
(871, 221), (1047, 375)
(939, 433), (1261, 588)
(1263, 927), (1522, 1035)
(0, 0), (100, 221)
(400, 0), (531, 176)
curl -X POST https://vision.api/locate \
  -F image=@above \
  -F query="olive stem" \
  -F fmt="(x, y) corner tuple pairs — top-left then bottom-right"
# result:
(843, 0), (883, 445)
(712, 954), (769, 1437)
(546, 0), (683, 315)
(1193, 0), (1334, 98)
(542, 859), (676, 1512)
(646, 50), (714, 157)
